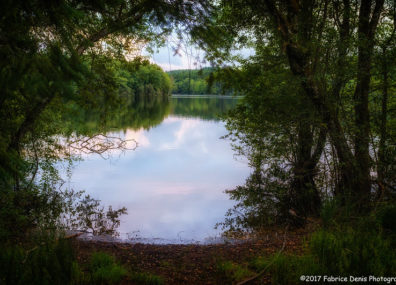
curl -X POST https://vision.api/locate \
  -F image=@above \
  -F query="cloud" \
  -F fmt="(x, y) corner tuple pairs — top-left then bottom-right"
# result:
(158, 117), (200, 150)
(143, 44), (210, 71)
(125, 129), (150, 148)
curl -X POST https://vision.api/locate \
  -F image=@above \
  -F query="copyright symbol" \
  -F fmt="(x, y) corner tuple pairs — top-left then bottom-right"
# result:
(300, 275), (306, 281)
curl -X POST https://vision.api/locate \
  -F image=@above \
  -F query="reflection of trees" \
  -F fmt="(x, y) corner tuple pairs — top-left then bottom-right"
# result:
(170, 97), (240, 121)
(65, 96), (239, 134)
(66, 134), (137, 159)
(63, 91), (171, 135)
(62, 60), (172, 136)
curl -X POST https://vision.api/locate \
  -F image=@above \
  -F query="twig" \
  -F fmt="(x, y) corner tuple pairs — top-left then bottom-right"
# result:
(22, 246), (38, 264)
(64, 232), (84, 239)
(21, 232), (84, 264)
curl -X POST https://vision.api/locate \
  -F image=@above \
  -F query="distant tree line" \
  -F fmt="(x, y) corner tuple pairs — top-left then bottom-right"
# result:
(167, 67), (230, 95)
(63, 58), (172, 136)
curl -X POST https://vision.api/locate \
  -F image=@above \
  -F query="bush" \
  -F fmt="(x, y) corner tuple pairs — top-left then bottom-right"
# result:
(129, 272), (164, 285)
(376, 204), (396, 234)
(88, 252), (128, 284)
(253, 253), (322, 284)
(310, 228), (395, 276)
(256, 221), (396, 284)
(0, 243), (166, 285)
(0, 239), (80, 285)
(217, 261), (253, 283)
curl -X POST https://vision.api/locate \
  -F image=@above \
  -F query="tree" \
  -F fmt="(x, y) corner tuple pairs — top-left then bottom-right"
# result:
(0, 0), (208, 182)
(0, 0), (208, 239)
(261, 0), (385, 209)
(371, 9), (396, 199)
(168, 67), (227, 95)
(216, 54), (326, 227)
(193, 0), (396, 226)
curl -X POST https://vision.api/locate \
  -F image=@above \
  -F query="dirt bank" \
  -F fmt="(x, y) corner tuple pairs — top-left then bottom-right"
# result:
(73, 225), (313, 284)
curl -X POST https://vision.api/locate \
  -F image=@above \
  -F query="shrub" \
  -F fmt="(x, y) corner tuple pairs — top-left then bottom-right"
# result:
(376, 204), (396, 234)
(257, 224), (396, 284)
(253, 253), (322, 284)
(129, 272), (164, 285)
(0, 239), (80, 285)
(309, 228), (395, 276)
(217, 261), (253, 283)
(88, 252), (128, 284)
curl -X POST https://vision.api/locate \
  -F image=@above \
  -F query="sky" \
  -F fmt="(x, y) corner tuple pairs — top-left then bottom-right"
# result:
(143, 44), (210, 71)
(142, 36), (255, 71)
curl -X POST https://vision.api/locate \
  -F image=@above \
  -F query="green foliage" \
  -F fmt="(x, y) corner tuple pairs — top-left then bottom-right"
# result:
(129, 272), (164, 285)
(0, 243), (166, 285)
(217, 165), (290, 232)
(253, 254), (323, 285)
(320, 199), (341, 229)
(0, 2), (209, 284)
(62, 58), (172, 136)
(254, 213), (396, 284)
(0, 239), (80, 285)
(376, 204), (396, 234)
(217, 53), (324, 230)
(85, 252), (164, 284)
(195, 0), (396, 228)
(309, 229), (395, 276)
(168, 68), (228, 95)
(217, 261), (253, 283)
(119, 58), (172, 103)
(0, 172), (127, 242)
(61, 192), (127, 237)
(88, 252), (128, 285)
(0, 188), (54, 241)
(0, 0), (175, 245)
(0, 0), (204, 245)
(0, 164), (70, 241)
(171, 96), (239, 120)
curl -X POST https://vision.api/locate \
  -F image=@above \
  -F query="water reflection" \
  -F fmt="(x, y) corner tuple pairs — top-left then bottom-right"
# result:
(67, 97), (250, 242)
(171, 96), (239, 121)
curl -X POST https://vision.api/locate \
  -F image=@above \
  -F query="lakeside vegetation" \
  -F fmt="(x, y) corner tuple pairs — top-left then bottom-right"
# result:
(0, 0), (395, 284)
(167, 68), (228, 95)
(171, 96), (239, 120)
(0, 0), (192, 282)
(63, 58), (172, 135)
(200, 1), (396, 283)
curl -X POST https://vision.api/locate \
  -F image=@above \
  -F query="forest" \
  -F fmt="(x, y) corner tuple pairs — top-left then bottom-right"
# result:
(0, 0), (395, 284)
(167, 67), (226, 95)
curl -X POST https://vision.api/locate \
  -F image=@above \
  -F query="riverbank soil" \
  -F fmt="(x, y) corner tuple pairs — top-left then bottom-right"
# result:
(73, 224), (316, 284)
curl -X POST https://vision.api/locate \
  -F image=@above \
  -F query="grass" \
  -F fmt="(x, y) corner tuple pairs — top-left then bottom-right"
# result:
(129, 272), (164, 285)
(215, 204), (396, 284)
(217, 260), (254, 283)
(88, 251), (164, 284)
(248, 205), (396, 284)
(0, 242), (165, 285)
(88, 252), (128, 284)
(0, 239), (80, 285)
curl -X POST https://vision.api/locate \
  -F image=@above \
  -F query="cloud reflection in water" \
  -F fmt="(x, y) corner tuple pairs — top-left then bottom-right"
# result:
(68, 115), (251, 242)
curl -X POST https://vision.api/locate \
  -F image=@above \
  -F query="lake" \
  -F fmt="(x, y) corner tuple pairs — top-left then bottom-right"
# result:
(64, 96), (251, 243)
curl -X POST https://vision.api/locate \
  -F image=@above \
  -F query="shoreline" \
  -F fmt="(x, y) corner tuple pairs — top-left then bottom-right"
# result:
(72, 225), (313, 284)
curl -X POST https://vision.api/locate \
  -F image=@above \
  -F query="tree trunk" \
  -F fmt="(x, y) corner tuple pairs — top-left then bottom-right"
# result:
(352, 0), (384, 208)
(265, 0), (384, 211)
(377, 46), (389, 199)
(289, 122), (326, 220)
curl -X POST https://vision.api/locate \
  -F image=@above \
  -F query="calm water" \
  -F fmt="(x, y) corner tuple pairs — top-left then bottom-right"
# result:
(66, 96), (251, 243)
